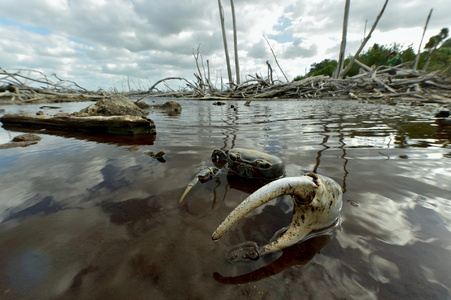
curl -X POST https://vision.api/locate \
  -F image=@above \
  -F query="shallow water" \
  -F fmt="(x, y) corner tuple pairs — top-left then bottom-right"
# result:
(0, 98), (450, 299)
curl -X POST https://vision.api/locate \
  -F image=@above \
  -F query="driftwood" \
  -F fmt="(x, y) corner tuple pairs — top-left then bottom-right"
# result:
(0, 68), (107, 103)
(264, 35), (289, 82)
(181, 67), (451, 104)
(0, 114), (156, 135)
(1, 66), (449, 105)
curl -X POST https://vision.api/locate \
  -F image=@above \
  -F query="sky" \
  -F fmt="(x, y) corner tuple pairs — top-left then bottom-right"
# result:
(0, 0), (449, 91)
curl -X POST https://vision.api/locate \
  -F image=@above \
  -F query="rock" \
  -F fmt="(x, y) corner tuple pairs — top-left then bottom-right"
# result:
(150, 101), (182, 114)
(12, 134), (41, 142)
(74, 95), (146, 117)
(135, 100), (151, 110)
(155, 101), (181, 112)
(435, 110), (450, 118)
(136, 100), (182, 115)
(145, 151), (166, 163)
(0, 133), (42, 150)
(55, 112), (70, 117)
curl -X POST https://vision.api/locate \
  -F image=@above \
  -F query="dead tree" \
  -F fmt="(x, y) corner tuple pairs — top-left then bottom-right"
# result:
(414, 9), (433, 70)
(218, 0), (233, 88)
(263, 35), (289, 82)
(335, 0), (351, 79)
(339, 0), (389, 78)
(230, 0), (240, 85)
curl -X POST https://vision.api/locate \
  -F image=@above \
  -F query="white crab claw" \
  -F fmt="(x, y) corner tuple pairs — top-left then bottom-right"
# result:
(212, 173), (342, 256)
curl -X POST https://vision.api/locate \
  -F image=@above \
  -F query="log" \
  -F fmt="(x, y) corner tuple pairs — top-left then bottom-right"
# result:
(0, 114), (156, 135)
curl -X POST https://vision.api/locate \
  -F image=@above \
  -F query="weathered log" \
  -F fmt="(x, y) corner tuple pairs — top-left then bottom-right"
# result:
(0, 114), (156, 135)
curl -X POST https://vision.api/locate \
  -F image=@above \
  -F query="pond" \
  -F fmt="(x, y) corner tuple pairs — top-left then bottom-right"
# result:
(0, 98), (450, 299)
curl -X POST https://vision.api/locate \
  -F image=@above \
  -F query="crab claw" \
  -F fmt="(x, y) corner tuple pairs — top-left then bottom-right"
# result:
(179, 167), (220, 203)
(212, 173), (342, 256)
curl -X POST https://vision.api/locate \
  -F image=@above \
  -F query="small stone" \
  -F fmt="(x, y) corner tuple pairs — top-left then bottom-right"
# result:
(12, 134), (41, 142)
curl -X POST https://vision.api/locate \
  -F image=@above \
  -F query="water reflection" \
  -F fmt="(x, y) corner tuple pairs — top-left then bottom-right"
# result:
(2, 124), (156, 146)
(0, 99), (450, 299)
(101, 197), (162, 237)
(214, 234), (331, 284)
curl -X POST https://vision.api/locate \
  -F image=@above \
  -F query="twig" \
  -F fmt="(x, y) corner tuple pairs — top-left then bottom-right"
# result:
(263, 35), (289, 82)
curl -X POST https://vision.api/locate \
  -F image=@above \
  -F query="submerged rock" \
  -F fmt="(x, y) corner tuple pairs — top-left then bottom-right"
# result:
(0, 133), (42, 149)
(136, 100), (182, 114)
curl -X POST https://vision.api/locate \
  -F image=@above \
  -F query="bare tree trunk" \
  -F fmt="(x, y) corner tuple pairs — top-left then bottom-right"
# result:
(263, 35), (289, 82)
(218, 0), (233, 88)
(266, 61), (273, 84)
(230, 0), (240, 85)
(339, 0), (389, 79)
(207, 60), (211, 91)
(335, 0), (351, 79)
(415, 9), (433, 70)
(193, 44), (205, 90)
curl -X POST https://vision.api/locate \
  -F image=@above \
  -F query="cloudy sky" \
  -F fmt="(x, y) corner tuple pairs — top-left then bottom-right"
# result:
(0, 0), (449, 91)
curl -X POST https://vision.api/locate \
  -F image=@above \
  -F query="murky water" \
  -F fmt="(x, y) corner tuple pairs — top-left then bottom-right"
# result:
(0, 98), (450, 299)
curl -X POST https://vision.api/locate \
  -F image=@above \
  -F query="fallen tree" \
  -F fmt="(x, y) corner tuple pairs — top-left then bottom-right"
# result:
(0, 68), (107, 103)
(1, 66), (450, 104)
(180, 65), (451, 104)
(0, 114), (156, 135)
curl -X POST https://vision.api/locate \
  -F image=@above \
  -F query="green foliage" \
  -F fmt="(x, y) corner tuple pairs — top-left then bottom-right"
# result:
(306, 59), (337, 77)
(424, 38), (451, 76)
(293, 75), (305, 81)
(425, 28), (449, 50)
(294, 27), (450, 79)
(401, 45), (416, 62)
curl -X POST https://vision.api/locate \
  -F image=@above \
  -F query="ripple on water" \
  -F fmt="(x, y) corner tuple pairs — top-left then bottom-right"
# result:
(0, 98), (450, 299)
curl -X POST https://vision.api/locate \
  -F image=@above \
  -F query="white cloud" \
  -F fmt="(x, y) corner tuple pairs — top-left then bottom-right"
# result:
(0, 0), (449, 90)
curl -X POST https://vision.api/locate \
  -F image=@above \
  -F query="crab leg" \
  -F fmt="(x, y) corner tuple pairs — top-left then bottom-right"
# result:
(179, 167), (220, 203)
(212, 173), (342, 256)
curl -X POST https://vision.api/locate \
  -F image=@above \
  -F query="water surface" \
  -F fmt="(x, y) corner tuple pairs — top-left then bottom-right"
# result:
(0, 98), (450, 299)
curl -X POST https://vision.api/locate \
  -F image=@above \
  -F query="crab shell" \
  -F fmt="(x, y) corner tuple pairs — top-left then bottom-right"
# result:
(213, 148), (285, 179)
(212, 173), (343, 256)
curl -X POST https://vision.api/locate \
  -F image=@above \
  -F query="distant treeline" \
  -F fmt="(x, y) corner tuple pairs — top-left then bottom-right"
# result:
(295, 28), (450, 80)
